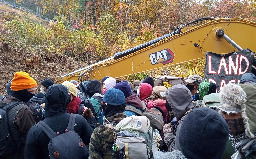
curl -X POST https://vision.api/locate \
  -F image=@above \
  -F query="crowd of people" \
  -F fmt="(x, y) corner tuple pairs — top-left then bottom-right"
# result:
(0, 71), (256, 159)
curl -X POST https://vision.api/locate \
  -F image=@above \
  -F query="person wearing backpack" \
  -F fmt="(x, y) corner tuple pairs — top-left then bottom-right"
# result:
(216, 83), (250, 158)
(163, 84), (195, 152)
(89, 88), (127, 159)
(217, 82), (256, 159)
(84, 80), (104, 124)
(24, 84), (93, 159)
(0, 71), (37, 159)
(114, 80), (144, 117)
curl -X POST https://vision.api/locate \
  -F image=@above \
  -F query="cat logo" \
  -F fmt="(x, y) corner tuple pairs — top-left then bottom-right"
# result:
(149, 48), (174, 65)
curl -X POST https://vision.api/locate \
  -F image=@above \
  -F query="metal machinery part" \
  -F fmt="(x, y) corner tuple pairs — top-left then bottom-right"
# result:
(56, 18), (256, 83)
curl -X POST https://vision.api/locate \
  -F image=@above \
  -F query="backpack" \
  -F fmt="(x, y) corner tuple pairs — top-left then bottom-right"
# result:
(88, 96), (103, 124)
(38, 114), (89, 159)
(0, 101), (23, 156)
(113, 116), (153, 159)
(88, 97), (101, 117)
(124, 105), (143, 117)
(143, 108), (164, 131)
(27, 101), (44, 122)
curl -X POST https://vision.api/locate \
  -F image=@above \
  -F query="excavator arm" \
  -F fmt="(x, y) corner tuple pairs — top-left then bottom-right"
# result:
(57, 18), (256, 83)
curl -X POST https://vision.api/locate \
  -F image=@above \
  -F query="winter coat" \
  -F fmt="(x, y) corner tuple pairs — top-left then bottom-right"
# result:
(24, 84), (93, 159)
(67, 96), (81, 114)
(164, 84), (195, 151)
(1, 95), (36, 159)
(24, 113), (93, 159)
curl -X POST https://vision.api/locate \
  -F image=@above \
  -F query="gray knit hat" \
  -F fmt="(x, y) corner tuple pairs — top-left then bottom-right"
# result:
(179, 107), (229, 159)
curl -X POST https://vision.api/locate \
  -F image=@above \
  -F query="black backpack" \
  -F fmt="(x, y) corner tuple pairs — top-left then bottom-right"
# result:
(0, 101), (23, 157)
(38, 114), (89, 159)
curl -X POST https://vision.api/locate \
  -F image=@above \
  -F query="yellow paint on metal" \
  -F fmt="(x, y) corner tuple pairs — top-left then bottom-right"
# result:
(57, 18), (256, 83)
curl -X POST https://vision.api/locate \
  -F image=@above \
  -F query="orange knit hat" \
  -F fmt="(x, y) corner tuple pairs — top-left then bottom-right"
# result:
(11, 71), (37, 91)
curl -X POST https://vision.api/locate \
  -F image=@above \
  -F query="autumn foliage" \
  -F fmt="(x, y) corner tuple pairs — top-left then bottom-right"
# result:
(0, 0), (255, 93)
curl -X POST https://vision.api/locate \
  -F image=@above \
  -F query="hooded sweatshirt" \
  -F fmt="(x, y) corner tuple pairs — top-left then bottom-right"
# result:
(164, 84), (194, 152)
(24, 84), (93, 159)
(139, 83), (153, 100)
(166, 84), (194, 120)
(126, 94), (143, 109)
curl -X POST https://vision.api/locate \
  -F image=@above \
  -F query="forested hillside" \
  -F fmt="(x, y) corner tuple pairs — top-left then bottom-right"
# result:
(0, 0), (255, 93)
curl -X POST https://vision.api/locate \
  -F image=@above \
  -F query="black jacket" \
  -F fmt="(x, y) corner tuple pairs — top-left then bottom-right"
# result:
(24, 84), (93, 159)
(24, 113), (93, 159)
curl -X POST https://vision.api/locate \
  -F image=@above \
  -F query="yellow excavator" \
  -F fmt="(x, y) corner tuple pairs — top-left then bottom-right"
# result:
(56, 17), (256, 85)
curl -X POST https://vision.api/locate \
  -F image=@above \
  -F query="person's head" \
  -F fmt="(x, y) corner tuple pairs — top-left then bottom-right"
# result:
(79, 81), (88, 94)
(45, 84), (70, 117)
(101, 76), (109, 85)
(62, 81), (77, 100)
(11, 71), (37, 102)
(103, 77), (116, 90)
(70, 80), (79, 87)
(179, 107), (229, 159)
(86, 80), (101, 97)
(103, 88), (125, 106)
(154, 78), (164, 86)
(114, 81), (132, 98)
(133, 80), (140, 87)
(139, 83), (153, 100)
(185, 75), (203, 95)
(142, 77), (154, 88)
(240, 73), (256, 84)
(41, 78), (54, 93)
(218, 83), (253, 137)
(103, 88), (126, 117)
(199, 81), (217, 100)
(150, 86), (167, 100)
(166, 84), (194, 120)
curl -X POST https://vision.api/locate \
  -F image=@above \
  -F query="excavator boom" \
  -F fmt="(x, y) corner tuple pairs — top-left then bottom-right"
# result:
(57, 18), (256, 83)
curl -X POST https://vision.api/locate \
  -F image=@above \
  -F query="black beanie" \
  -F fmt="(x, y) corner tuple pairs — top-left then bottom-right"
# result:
(179, 107), (229, 159)
(41, 78), (54, 89)
(142, 77), (154, 88)
(208, 82), (217, 94)
(86, 80), (101, 97)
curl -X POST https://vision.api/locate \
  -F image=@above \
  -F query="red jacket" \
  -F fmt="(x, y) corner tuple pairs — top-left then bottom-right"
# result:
(67, 96), (81, 114)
